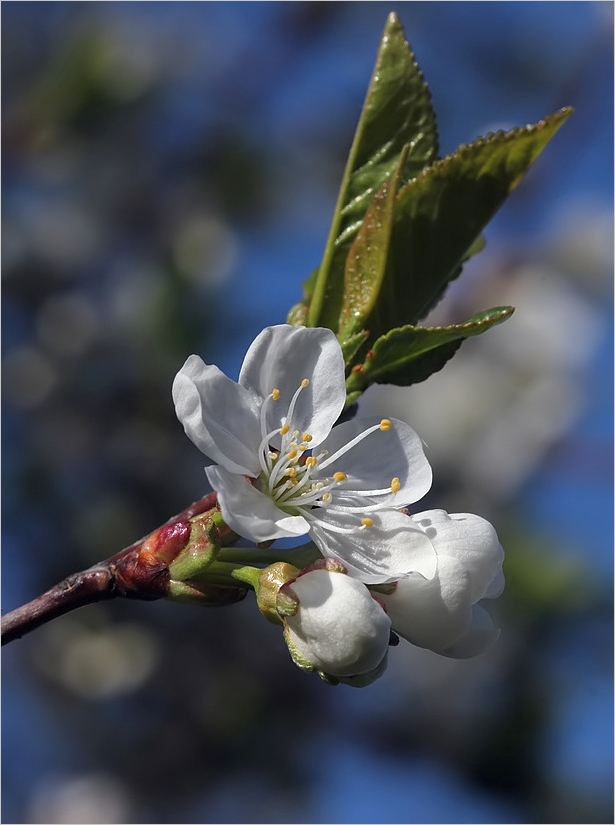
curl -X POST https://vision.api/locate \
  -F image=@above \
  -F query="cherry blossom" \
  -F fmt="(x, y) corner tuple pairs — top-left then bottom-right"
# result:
(173, 324), (435, 582)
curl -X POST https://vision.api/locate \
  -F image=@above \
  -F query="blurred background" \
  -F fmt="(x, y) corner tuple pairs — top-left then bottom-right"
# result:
(2, 3), (612, 823)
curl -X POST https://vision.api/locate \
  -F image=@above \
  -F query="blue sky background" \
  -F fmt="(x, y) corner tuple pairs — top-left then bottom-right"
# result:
(2, 3), (613, 823)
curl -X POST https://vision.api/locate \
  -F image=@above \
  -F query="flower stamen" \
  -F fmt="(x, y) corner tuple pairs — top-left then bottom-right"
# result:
(255, 376), (403, 533)
(281, 378), (310, 448)
(318, 419), (392, 470)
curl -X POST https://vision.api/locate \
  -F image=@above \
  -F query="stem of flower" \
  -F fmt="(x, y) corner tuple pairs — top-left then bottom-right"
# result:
(216, 543), (321, 570)
(199, 562), (262, 590)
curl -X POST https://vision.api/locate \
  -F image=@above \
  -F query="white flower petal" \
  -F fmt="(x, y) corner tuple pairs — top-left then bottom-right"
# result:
(437, 604), (500, 659)
(206, 465), (309, 542)
(309, 508), (437, 584)
(410, 510), (504, 602)
(238, 325), (346, 445)
(173, 355), (262, 475)
(285, 568), (391, 677)
(335, 653), (389, 687)
(318, 416), (432, 505)
(382, 556), (474, 652)
(484, 567), (505, 599)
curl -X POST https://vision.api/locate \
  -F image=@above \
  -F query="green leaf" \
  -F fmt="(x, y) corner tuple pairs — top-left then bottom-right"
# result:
(338, 146), (408, 341)
(307, 12), (438, 330)
(464, 233), (487, 261)
(364, 108), (572, 339)
(340, 329), (370, 367)
(346, 306), (514, 399)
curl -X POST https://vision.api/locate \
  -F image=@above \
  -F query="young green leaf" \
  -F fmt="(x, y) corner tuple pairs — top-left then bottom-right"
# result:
(345, 306), (514, 402)
(340, 329), (370, 366)
(362, 108), (572, 339)
(338, 146), (408, 342)
(307, 12), (438, 331)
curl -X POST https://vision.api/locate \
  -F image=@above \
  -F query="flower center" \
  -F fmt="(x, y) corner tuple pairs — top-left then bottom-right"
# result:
(256, 380), (399, 521)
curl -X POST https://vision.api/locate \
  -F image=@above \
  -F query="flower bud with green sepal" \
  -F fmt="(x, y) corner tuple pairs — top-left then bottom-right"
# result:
(164, 509), (247, 607)
(168, 509), (238, 583)
(278, 559), (392, 686)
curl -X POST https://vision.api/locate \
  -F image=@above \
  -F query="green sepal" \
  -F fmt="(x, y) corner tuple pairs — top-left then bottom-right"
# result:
(167, 512), (232, 582)
(253, 562), (301, 625)
(363, 108), (572, 338)
(307, 11), (438, 331)
(316, 671), (340, 686)
(283, 623), (318, 673)
(346, 306), (514, 398)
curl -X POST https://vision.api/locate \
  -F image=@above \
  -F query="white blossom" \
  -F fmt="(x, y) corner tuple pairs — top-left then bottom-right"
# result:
(173, 324), (435, 582)
(380, 510), (504, 658)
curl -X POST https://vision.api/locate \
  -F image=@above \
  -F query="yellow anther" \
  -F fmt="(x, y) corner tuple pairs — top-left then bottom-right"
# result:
(305, 456), (318, 469)
(287, 449), (297, 460)
(286, 467), (297, 478)
(322, 492), (332, 503)
(280, 423), (290, 435)
(298, 444), (308, 452)
(301, 378), (310, 388)
(379, 419), (392, 431)
(271, 388), (280, 401)
(333, 472), (347, 482)
(361, 517), (374, 528)
(302, 433), (313, 443)
(391, 477), (401, 493)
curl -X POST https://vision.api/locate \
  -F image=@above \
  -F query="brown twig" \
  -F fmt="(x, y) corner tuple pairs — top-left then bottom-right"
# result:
(1, 566), (118, 645)
(1, 491), (244, 646)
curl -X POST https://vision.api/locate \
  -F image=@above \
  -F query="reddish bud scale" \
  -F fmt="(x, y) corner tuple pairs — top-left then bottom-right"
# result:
(111, 520), (191, 599)
(142, 520), (192, 565)
(111, 549), (169, 599)
(352, 364), (363, 374)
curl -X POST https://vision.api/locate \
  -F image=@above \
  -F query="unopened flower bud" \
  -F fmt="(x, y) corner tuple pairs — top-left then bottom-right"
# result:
(280, 559), (391, 685)
(168, 512), (227, 582)
(380, 510), (504, 657)
(334, 653), (389, 687)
